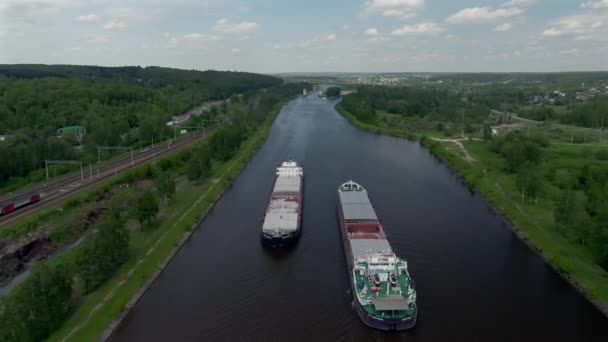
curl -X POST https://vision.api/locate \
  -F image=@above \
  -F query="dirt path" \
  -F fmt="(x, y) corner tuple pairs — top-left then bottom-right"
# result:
(430, 137), (479, 162)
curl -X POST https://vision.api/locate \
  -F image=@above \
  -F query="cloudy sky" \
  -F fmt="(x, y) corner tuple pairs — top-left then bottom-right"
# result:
(0, 0), (607, 73)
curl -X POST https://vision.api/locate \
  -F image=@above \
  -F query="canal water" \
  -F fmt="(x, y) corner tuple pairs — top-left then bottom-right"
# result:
(112, 94), (608, 341)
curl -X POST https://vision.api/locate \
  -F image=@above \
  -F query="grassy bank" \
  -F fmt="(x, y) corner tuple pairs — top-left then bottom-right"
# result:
(335, 102), (608, 316)
(48, 101), (283, 341)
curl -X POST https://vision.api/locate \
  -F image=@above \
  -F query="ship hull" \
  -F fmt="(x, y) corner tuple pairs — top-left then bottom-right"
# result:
(337, 196), (417, 331)
(260, 229), (301, 248)
(261, 164), (303, 248)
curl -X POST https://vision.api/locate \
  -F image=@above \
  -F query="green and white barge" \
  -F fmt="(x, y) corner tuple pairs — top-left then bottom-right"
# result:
(337, 180), (417, 331)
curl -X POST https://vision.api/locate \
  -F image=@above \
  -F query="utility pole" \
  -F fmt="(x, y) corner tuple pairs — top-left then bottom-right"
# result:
(97, 146), (133, 164)
(44, 160), (83, 181)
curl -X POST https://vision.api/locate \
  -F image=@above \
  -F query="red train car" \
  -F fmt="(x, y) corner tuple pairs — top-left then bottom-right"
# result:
(0, 194), (41, 216)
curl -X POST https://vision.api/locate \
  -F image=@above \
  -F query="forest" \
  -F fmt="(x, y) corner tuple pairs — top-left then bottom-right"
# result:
(0, 65), (281, 189)
(518, 96), (608, 129)
(340, 85), (490, 125)
(0, 81), (308, 342)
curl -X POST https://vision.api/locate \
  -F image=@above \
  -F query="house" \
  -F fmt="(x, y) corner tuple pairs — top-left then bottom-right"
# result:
(491, 124), (520, 136)
(57, 126), (87, 141)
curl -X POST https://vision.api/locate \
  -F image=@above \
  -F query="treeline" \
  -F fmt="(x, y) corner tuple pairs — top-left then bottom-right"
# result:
(517, 96), (608, 129)
(0, 82), (308, 342)
(487, 130), (608, 270)
(340, 86), (490, 124)
(326, 87), (341, 98)
(437, 72), (608, 86)
(0, 65), (282, 188)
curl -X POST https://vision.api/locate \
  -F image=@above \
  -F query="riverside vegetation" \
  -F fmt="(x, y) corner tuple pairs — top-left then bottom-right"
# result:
(337, 85), (608, 313)
(0, 81), (309, 342)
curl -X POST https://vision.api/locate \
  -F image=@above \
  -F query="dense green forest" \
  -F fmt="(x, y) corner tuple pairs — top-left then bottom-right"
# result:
(325, 87), (341, 98)
(518, 96), (608, 129)
(0, 81), (308, 342)
(0, 65), (281, 189)
(340, 85), (490, 125)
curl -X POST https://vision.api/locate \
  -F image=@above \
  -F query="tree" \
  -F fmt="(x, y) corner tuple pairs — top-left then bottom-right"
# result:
(554, 188), (575, 231)
(155, 171), (176, 204)
(75, 215), (129, 293)
(483, 124), (492, 141)
(591, 208), (608, 270)
(136, 191), (159, 229)
(516, 162), (542, 204)
(326, 87), (341, 98)
(0, 264), (72, 342)
(187, 147), (212, 181)
(499, 134), (542, 172)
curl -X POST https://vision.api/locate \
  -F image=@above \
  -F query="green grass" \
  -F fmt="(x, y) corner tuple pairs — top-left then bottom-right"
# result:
(337, 103), (608, 314)
(47, 101), (283, 341)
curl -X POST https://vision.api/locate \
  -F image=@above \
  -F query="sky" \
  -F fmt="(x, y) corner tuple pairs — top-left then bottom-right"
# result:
(0, 0), (607, 73)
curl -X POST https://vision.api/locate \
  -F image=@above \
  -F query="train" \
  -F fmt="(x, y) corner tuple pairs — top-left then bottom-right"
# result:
(0, 194), (41, 216)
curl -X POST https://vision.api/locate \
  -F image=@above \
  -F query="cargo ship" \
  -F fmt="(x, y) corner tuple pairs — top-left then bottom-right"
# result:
(337, 180), (417, 331)
(261, 161), (303, 247)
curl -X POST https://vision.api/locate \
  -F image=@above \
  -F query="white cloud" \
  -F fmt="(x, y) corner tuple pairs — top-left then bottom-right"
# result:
(213, 18), (259, 34)
(104, 20), (127, 29)
(364, 27), (379, 36)
(391, 22), (443, 35)
(181, 33), (221, 42)
(542, 12), (607, 39)
(542, 28), (561, 36)
(362, 0), (424, 19)
(368, 36), (391, 42)
(560, 48), (579, 55)
(501, 0), (536, 7)
(446, 6), (524, 24)
(581, 0), (608, 9)
(75, 14), (99, 22)
(83, 33), (109, 44)
(494, 23), (512, 31)
(99, 7), (162, 30)
(281, 33), (338, 49)
(104, 7), (162, 21)
(168, 32), (222, 48)
(0, 0), (79, 23)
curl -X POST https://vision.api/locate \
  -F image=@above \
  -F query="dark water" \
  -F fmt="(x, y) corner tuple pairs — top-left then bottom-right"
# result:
(112, 95), (608, 341)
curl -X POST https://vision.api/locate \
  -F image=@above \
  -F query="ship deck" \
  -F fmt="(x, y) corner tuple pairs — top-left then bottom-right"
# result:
(262, 171), (302, 234)
(353, 260), (415, 319)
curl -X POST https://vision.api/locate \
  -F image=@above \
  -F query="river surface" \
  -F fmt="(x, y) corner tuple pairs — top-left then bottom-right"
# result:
(112, 94), (608, 341)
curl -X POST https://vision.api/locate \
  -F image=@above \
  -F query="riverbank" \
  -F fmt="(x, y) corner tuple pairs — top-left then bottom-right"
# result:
(48, 100), (286, 341)
(335, 102), (608, 318)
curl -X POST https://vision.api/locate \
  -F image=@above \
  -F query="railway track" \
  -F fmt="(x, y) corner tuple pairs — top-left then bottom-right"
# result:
(0, 125), (221, 226)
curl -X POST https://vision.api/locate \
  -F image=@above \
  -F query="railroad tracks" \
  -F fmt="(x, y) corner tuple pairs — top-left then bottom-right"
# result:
(0, 126), (221, 226)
